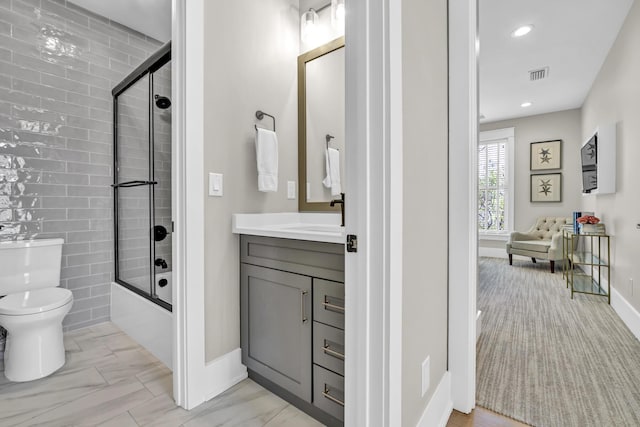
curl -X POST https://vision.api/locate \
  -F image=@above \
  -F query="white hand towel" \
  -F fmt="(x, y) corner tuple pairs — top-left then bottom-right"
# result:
(322, 148), (332, 189)
(326, 147), (341, 196)
(255, 128), (278, 192)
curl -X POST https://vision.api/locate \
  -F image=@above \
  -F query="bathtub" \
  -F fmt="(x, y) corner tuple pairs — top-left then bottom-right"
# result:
(111, 277), (173, 369)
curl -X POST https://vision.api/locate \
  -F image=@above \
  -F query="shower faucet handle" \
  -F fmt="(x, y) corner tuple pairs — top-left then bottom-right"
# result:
(154, 258), (168, 269)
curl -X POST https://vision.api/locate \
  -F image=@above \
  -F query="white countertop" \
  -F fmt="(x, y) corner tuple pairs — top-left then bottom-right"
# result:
(232, 212), (345, 244)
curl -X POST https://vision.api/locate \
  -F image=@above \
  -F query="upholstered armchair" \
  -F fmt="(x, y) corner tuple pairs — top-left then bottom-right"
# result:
(506, 217), (572, 273)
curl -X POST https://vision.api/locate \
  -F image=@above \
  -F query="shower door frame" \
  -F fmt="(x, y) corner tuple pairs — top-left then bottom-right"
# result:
(112, 42), (172, 312)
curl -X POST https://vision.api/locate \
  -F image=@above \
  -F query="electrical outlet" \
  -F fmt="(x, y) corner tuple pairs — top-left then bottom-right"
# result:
(630, 278), (634, 296)
(421, 356), (430, 396)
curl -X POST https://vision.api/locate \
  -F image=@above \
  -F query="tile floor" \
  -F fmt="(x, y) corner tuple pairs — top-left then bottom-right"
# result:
(0, 322), (324, 427)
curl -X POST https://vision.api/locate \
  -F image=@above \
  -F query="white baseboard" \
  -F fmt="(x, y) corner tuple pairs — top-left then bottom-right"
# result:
(201, 348), (248, 402)
(476, 310), (482, 343)
(416, 371), (453, 427)
(478, 247), (507, 259)
(611, 288), (640, 342)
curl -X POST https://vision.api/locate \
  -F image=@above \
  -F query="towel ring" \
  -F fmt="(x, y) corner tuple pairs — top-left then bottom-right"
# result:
(255, 110), (275, 132)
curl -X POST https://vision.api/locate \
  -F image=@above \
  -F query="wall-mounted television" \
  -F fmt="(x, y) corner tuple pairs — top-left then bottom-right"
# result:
(580, 124), (616, 195)
(581, 134), (598, 193)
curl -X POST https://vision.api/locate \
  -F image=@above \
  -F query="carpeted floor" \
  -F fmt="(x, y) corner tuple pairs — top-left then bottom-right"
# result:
(477, 257), (640, 427)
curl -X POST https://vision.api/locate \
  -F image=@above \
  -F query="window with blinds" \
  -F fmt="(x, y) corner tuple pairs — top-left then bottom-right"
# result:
(478, 139), (509, 233)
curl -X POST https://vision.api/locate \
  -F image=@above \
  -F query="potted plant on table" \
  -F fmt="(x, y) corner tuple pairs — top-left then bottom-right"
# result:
(577, 215), (604, 234)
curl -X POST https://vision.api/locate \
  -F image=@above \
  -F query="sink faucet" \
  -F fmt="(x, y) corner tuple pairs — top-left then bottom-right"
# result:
(330, 193), (345, 227)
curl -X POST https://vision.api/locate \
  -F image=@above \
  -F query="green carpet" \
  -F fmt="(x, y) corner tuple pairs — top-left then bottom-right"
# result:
(477, 257), (640, 427)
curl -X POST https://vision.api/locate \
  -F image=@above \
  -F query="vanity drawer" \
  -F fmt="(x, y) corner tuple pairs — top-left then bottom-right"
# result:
(313, 321), (344, 376)
(240, 235), (344, 282)
(313, 365), (344, 422)
(313, 279), (345, 329)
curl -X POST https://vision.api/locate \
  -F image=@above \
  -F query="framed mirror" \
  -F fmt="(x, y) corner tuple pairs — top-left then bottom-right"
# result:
(298, 37), (345, 212)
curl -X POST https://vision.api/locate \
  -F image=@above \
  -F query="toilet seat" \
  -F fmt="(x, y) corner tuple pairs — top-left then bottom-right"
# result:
(0, 288), (73, 316)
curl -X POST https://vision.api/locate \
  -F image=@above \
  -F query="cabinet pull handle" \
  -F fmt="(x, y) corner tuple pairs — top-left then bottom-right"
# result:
(301, 290), (308, 323)
(323, 344), (345, 360)
(323, 387), (345, 407)
(322, 300), (345, 313)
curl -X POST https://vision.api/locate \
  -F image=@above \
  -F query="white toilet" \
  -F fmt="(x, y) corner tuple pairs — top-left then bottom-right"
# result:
(0, 238), (73, 382)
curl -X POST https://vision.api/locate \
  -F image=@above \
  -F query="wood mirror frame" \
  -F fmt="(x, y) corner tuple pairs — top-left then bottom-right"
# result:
(298, 36), (345, 212)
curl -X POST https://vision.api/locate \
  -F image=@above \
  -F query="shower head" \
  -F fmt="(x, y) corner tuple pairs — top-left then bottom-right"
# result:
(155, 95), (171, 109)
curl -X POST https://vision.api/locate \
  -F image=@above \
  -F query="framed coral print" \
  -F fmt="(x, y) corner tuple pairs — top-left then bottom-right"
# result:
(530, 140), (562, 171)
(531, 173), (562, 202)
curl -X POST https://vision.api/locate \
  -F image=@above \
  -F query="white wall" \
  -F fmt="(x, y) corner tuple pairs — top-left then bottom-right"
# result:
(581, 0), (640, 311)
(202, 0), (300, 361)
(401, 0), (449, 424)
(480, 109), (583, 252)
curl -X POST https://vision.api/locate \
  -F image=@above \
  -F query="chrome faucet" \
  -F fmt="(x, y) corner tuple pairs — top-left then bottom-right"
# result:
(330, 193), (345, 227)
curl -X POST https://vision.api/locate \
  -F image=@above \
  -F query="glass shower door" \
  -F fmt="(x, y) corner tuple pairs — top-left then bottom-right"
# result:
(114, 76), (154, 295)
(151, 61), (172, 305)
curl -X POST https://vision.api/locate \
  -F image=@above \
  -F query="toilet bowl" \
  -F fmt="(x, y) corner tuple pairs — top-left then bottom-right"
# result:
(0, 289), (73, 382)
(0, 239), (73, 382)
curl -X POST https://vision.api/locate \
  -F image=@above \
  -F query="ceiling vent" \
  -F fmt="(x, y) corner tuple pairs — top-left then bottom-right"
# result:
(529, 67), (549, 81)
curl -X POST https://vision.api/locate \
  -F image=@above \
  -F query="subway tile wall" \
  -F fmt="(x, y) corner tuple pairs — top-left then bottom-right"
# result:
(0, 0), (162, 330)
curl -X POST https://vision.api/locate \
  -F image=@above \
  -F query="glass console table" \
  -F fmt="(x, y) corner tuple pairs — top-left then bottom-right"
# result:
(563, 230), (611, 304)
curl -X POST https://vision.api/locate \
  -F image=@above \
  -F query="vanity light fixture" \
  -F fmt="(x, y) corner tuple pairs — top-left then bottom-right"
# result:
(331, 0), (345, 30)
(301, 8), (320, 43)
(511, 25), (533, 38)
(521, 101), (532, 108)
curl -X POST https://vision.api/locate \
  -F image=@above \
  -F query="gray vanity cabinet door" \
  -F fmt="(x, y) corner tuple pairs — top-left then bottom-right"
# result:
(241, 264), (312, 402)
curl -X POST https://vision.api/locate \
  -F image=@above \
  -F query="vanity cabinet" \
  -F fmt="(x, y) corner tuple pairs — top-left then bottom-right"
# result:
(240, 235), (345, 426)
(240, 264), (312, 401)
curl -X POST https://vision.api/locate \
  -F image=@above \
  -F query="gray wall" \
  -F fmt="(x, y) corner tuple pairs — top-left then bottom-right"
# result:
(401, 0), (449, 424)
(203, 0), (299, 361)
(479, 109), (583, 252)
(0, 0), (161, 330)
(581, 0), (640, 311)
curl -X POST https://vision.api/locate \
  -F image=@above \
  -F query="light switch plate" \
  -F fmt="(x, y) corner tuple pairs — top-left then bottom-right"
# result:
(287, 181), (296, 199)
(209, 173), (223, 197)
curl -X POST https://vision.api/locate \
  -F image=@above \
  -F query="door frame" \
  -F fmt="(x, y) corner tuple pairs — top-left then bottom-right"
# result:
(447, 0), (479, 413)
(344, 0), (403, 424)
(171, 0), (479, 418)
(172, 0), (207, 408)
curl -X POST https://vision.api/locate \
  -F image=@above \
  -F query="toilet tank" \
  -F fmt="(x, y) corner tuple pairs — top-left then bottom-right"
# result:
(0, 238), (64, 296)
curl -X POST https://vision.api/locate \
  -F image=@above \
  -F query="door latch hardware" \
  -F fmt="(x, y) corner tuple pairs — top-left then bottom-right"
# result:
(346, 234), (358, 253)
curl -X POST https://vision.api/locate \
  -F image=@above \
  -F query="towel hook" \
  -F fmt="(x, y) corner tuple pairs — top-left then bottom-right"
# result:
(255, 110), (275, 132)
(326, 134), (335, 150)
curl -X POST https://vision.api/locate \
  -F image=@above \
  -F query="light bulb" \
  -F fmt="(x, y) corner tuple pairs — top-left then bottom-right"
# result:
(331, 0), (345, 31)
(301, 9), (320, 43)
(511, 25), (533, 38)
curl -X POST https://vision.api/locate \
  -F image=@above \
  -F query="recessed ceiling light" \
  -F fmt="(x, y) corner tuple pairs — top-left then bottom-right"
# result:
(511, 25), (534, 38)
(521, 102), (532, 108)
